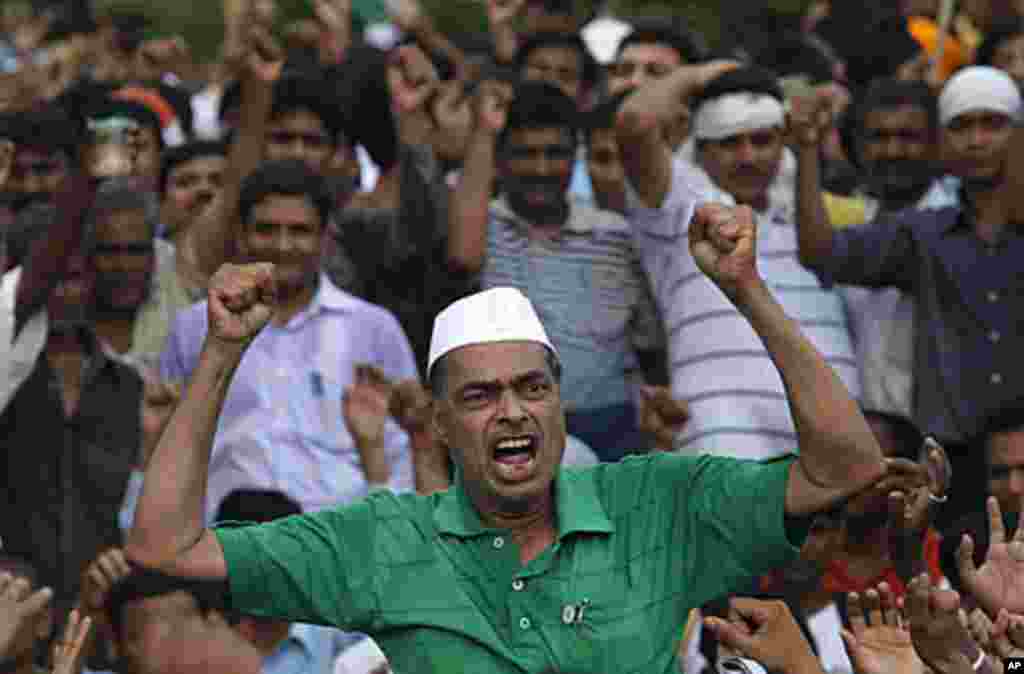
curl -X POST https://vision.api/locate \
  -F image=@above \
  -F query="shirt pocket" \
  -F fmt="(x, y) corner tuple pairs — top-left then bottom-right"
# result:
(586, 263), (633, 344)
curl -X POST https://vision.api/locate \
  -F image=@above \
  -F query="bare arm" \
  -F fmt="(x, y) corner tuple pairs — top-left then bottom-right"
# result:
(616, 62), (736, 209)
(486, 0), (523, 66)
(690, 204), (885, 516)
(191, 26), (283, 282)
(14, 171), (95, 337)
(126, 263), (277, 578)
(791, 94), (838, 268)
(447, 82), (508, 275)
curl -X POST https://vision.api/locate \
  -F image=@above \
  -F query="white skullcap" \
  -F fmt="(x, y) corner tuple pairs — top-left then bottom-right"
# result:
(582, 16), (632, 65)
(427, 287), (556, 377)
(693, 92), (787, 141)
(939, 66), (1023, 127)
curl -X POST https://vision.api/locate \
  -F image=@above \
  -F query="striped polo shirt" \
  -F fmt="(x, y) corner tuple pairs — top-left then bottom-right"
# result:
(481, 199), (661, 413)
(627, 158), (860, 460)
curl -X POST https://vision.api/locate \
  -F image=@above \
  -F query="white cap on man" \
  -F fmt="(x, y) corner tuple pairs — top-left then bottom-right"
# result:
(427, 287), (557, 378)
(938, 66), (1023, 128)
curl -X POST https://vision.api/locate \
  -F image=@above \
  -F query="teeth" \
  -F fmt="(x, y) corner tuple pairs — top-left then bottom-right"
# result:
(496, 438), (532, 450)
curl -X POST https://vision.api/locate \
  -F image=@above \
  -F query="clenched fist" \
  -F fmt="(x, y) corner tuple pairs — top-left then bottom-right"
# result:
(207, 263), (277, 348)
(689, 204), (759, 298)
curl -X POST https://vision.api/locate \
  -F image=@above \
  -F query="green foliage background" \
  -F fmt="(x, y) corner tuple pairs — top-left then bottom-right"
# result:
(92, 0), (810, 63)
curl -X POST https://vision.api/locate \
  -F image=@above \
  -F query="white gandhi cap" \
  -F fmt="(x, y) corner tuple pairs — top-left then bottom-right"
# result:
(427, 287), (557, 378)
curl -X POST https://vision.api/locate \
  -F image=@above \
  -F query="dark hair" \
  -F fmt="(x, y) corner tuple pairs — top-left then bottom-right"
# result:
(214, 489), (302, 525)
(515, 32), (600, 89)
(862, 410), (923, 462)
(0, 105), (82, 161)
(691, 66), (785, 111)
(334, 45), (399, 172)
(841, 78), (938, 170)
(238, 160), (334, 228)
(158, 140), (228, 196)
(106, 567), (228, 640)
(0, 554), (40, 588)
(750, 32), (838, 85)
(615, 24), (704, 65)
(270, 74), (345, 144)
(6, 202), (58, 267)
(976, 18), (1024, 68)
(429, 346), (562, 399)
(978, 399), (1024, 460)
(583, 91), (632, 145)
(499, 81), (580, 150)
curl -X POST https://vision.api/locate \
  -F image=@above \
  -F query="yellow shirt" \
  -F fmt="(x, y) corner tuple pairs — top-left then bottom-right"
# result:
(823, 192), (869, 230)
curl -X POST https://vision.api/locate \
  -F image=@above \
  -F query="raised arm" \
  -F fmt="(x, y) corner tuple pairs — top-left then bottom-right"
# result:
(125, 263), (277, 578)
(191, 25), (283, 282)
(13, 166), (95, 337)
(689, 204), (887, 515)
(791, 91), (840, 268)
(616, 61), (737, 209)
(486, 0), (524, 66)
(446, 81), (510, 275)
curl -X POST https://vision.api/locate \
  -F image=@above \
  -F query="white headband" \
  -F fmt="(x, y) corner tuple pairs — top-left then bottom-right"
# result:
(693, 92), (787, 141)
(939, 66), (1022, 127)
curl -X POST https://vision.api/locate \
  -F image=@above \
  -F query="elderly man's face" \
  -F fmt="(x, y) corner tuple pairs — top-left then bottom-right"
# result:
(987, 428), (1024, 516)
(699, 127), (784, 209)
(434, 341), (566, 515)
(942, 110), (1014, 186)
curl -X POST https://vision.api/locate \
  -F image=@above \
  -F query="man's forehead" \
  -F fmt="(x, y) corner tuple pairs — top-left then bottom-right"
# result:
(171, 155), (226, 177)
(507, 127), (573, 146)
(617, 43), (682, 66)
(447, 342), (550, 380)
(864, 104), (930, 126)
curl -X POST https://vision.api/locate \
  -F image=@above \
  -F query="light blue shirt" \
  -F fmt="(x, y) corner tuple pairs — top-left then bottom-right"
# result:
(264, 624), (358, 674)
(568, 155), (595, 206)
(159, 275), (419, 520)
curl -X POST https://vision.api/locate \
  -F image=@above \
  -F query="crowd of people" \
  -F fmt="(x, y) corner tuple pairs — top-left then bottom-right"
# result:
(2, 0), (1024, 671)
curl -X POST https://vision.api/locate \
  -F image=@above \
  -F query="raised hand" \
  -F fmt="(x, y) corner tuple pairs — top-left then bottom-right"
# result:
(689, 204), (759, 298)
(344, 364), (393, 484)
(841, 583), (926, 674)
(234, 23), (284, 84)
(388, 45), (439, 116)
(432, 80), (473, 159)
(386, 0), (427, 34)
(313, 0), (351, 33)
(79, 548), (132, 620)
(50, 609), (92, 674)
(638, 385), (689, 452)
(906, 573), (985, 674)
(207, 263), (277, 348)
(389, 379), (432, 435)
(958, 494), (1024, 616)
(888, 437), (951, 578)
(487, 0), (526, 26)
(789, 89), (836, 148)
(473, 79), (513, 135)
(0, 572), (53, 661)
(703, 598), (820, 674)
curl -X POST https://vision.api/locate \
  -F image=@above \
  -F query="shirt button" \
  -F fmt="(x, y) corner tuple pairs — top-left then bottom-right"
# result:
(519, 617), (531, 630)
(512, 579), (525, 591)
(493, 537), (505, 549)
(988, 291), (1000, 303)
(992, 373), (1004, 385)
(990, 330), (1002, 343)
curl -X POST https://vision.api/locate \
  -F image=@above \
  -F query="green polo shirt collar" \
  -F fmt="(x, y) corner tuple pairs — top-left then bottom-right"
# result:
(434, 465), (614, 539)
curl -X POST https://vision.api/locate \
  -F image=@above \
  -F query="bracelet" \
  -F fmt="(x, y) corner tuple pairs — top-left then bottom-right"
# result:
(972, 650), (986, 671)
(929, 492), (949, 504)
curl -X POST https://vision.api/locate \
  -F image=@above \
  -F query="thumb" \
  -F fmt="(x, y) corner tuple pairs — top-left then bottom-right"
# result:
(19, 587), (53, 617)
(840, 628), (860, 657)
(957, 534), (979, 584)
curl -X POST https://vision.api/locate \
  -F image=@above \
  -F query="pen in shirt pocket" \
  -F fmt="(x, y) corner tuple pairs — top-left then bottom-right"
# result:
(310, 371), (333, 435)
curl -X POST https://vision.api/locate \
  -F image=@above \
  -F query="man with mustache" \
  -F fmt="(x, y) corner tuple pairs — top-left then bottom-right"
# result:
(448, 80), (667, 460)
(0, 105), (78, 217)
(794, 78), (956, 480)
(616, 64), (858, 459)
(795, 65), (1024, 528)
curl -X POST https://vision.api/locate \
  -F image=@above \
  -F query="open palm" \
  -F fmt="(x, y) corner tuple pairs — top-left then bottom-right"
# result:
(959, 495), (1024, 616)
(842, 584), (926, 674)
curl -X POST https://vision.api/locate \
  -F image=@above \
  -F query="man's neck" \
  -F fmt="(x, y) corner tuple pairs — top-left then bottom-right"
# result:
(93, 314), (136, 354)
(477, 492), (558, 564)
(273, 282), (318, 325)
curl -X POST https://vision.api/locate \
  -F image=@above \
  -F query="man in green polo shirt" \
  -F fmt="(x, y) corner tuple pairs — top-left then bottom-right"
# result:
(126, 202), (920, 674)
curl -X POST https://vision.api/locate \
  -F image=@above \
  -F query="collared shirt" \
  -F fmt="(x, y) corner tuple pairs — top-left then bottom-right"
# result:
(214, 452), (802, 674)
(832, 180), (961, 419)
(0, 327), (141, 606)
(264, 623), (351, 674)
(482, 198), (662, 413)
(626, 157), (860, 459)
(816, 201), (1024, 443)
(124, 238), (194, 369)
(160, 275), (418, 517)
